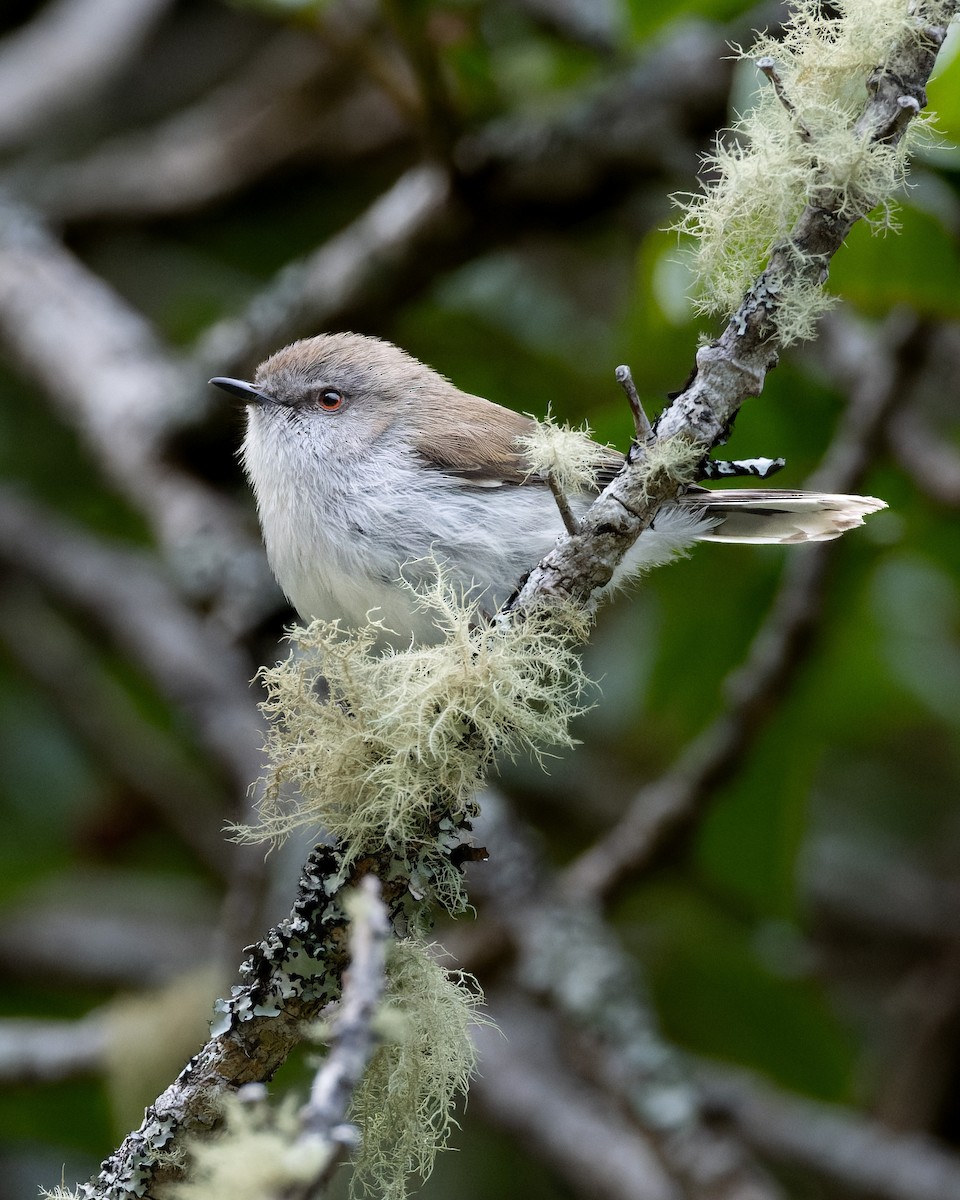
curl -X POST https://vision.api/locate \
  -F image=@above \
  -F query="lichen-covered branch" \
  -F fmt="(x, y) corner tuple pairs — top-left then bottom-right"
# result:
(508, 0), (954, 618)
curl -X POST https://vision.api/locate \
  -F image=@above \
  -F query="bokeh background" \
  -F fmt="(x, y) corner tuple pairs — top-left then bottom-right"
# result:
(3, 0), (960, 1197)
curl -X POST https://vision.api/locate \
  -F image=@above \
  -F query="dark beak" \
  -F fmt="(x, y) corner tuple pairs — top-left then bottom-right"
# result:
(209, 377), (274, 406)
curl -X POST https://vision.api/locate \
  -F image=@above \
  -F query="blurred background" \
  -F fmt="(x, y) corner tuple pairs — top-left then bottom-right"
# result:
(3, 0), (960, 1197)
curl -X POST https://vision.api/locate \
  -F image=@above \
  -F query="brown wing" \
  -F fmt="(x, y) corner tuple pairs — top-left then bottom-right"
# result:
(415, 391), (627, 491)
(413, 393), (540, 487)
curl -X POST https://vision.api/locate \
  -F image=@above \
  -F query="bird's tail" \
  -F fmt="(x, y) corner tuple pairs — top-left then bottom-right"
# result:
(678, 489), (886, 544)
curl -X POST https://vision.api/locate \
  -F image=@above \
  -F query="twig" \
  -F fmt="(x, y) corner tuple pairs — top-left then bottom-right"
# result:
(615, 363), (653, 442)
(294, 876), (390, 1197)
(546, 472), (581, 535)
(755, 55), (813, 141)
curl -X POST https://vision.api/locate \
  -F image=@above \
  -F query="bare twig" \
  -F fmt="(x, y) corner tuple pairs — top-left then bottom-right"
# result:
(616, 363), (653, 442)
(546, 472), (581, 535)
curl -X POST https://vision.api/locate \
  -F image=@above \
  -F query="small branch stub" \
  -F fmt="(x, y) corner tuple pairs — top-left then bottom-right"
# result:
(756, 54), (813, 141)
(615, 364), (653, 443)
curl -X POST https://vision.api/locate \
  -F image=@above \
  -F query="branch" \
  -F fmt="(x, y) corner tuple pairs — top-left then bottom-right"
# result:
(193, 164), (458, 378)
(0, 197), (278, 629)
(0, 0), (171, 152)
(562, 311), (923, 902)
(79, 822), (473, 1197)
(697, 1060), (960, 1200)
(508, 6), (950, 617)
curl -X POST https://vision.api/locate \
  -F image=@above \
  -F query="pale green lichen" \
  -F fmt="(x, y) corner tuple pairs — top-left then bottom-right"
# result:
(674, 0), (935, 342)
(517, 412), (613, 496)
(165, 1094), (330, 1200)
(349, 940), (486, 1200)
(636, 435), (703, 501)
(235, 578), (591, 911)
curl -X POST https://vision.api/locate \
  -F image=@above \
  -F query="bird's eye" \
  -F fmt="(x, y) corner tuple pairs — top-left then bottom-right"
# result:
(317, 388), (344, 411)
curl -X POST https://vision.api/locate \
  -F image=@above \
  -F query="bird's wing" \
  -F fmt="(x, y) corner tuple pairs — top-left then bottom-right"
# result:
(413, 396), (540, 487)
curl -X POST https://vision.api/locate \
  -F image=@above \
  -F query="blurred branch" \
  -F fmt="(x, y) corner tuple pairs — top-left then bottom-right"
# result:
(0, 196), (278, 629)
(0, 0), (172, 153)
(561, 313), (924, 903)
(0, 905), (212, 988)
(194, 163), (459, 377)
(32, 28), (406, 223)
(805, 835), (960, 944)
(697, 1060), (960, 1200)
(889, 405), (960, 507)
(0, 487), (263, 793)
(193, 13), (751, 380)
(0, 581), (232, 875)
(514, 0), (622, 53)
(455, 20), (732, 201)
(462, 791), (781, 1200)
(472, 998), (679, 1200)
(0, 1014), (108, 1085)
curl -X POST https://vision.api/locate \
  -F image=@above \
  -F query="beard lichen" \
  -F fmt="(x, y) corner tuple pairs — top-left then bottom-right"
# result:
(235, 578), (592, 913)
(348, 940), (486, 1200)
(674, 0), (934, 343)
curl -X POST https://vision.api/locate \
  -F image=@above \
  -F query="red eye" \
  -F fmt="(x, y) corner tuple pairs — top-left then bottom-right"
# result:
(318, 388), (343, 410)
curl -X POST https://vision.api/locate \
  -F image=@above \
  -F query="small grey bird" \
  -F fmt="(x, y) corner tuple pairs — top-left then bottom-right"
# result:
(211, 332), (884, 640)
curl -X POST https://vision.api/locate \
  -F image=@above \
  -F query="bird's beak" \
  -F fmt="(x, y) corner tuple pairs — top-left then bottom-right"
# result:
(209, 377), (274, 406)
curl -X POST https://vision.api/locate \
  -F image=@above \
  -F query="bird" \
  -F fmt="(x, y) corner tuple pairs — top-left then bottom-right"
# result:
(211, 332), (885, 641)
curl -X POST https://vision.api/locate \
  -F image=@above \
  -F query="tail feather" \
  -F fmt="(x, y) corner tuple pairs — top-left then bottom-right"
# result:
(678, 489), (886, 545)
